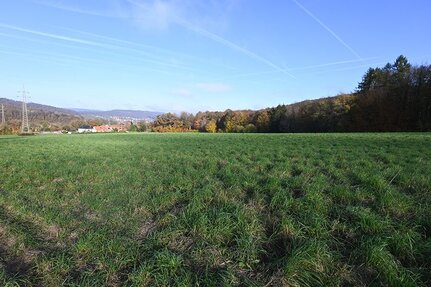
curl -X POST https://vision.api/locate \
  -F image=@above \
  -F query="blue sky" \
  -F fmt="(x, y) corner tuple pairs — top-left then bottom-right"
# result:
(0, 0), (430, 112)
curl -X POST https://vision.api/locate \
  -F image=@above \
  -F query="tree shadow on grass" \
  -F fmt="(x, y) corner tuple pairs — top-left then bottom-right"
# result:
(0, 205), (62, 282)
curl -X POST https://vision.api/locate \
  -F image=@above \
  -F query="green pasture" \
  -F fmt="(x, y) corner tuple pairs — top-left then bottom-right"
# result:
(0, 133), (430, 286)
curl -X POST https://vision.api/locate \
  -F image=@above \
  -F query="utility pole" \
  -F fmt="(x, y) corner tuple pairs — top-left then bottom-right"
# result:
(1, 104), (5, 125)
(18, 86), (30, 133)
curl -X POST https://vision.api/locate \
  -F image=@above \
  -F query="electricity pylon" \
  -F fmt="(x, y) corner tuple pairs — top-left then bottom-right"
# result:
(18, 86), (30, 133)
(1, 104), (5, 125)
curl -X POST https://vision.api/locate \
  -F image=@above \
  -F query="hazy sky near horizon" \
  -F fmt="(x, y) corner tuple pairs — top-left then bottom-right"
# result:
(0, 0), (430, 112)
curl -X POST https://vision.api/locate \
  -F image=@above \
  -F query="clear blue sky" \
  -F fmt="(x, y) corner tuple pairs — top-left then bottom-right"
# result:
(0, 0), (430, 113)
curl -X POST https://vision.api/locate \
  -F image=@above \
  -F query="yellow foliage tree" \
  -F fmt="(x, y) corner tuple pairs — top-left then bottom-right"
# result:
(205, 120), (217, 133)
(225, 120), (234, 132)
(256, 110), (270, 132)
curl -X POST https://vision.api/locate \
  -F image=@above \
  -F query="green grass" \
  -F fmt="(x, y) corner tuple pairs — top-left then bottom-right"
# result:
(0, 133), (430, 286)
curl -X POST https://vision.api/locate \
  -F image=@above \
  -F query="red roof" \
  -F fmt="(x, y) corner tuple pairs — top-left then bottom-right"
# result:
(94, 125), (112, 132)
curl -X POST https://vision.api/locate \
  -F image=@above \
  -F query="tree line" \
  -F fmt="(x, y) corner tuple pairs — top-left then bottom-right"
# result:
(1, 55), (430, 135)
(151, 55), (431, 133)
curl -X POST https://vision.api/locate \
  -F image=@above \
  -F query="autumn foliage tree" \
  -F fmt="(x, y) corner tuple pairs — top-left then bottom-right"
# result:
(205, 120), (217, 133)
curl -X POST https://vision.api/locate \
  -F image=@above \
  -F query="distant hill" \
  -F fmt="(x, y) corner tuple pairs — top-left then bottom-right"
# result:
(0, 97), (163, 133)
(0, 98), (83, 132)
(0, 98), (79, 115)
(72, 108), (162, 121)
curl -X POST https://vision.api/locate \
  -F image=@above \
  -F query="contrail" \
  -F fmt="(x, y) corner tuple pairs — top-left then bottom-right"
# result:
(292, 0), (362, 59)
(0, 23), (168, 63)
(292, 57), (378, 71)
(309, 62), (386, 75)
(63, 27), (239, 71)
(32, 0), (128, 18)
(0, 49), (72, 66)
(33, 0), (291, 75)
(0, 43), (133, 69)
(64, 28), (187, 56)
(215, 57), (378, 81)
(0, 47), (188, 77)
(126, 0), (295, 78)
(0, 20), (238, 70)
(0, 23), (109, 48)
(178, 20), (296, 78)
(0, 23), (200, 72)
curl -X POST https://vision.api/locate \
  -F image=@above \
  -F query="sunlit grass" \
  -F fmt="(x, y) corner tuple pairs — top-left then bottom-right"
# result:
(0, 133), (430, 286)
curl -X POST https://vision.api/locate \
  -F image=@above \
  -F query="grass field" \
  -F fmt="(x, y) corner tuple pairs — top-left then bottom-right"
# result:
(0, 133), (430, 286)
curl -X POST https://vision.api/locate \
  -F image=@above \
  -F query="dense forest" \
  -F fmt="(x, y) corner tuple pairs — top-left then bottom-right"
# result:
(151, 55), (431, 133)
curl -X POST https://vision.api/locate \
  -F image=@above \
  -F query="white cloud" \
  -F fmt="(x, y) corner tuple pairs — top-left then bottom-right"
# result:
(127, 0), (239, 30)
(127, 0), (183, 30)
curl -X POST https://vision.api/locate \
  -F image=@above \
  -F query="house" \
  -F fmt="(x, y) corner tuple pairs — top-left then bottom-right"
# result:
(77, 125), (95, 133)
(94, 125), (113, 133)
(92, 123), (129, 133)
(110, 123), (129, 132)
(77, 123), (130, 133)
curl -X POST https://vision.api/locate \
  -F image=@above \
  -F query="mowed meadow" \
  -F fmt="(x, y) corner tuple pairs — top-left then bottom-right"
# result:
(0, 133), (430, 286)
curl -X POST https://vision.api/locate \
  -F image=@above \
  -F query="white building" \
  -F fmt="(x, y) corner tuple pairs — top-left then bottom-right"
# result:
(77, 126), (95, 133)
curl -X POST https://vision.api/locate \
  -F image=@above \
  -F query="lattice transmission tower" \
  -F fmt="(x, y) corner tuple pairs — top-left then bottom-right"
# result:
(1, 104), (5, 125)
(18, 86), (30, 133)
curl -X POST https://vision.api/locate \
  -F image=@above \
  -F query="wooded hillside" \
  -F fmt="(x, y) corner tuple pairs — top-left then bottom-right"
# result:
(0, 98), (84, 133)
(152, 56), (431, 132)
